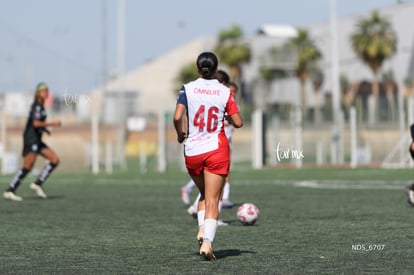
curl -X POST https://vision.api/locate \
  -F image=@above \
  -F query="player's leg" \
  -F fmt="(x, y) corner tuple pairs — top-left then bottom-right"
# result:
(222, 137), (234, 208)
(199, 142), (230, 260)
(215, 188), (228, 226)
(187, 192), (200, 216)
(36, 146), (60, 185)
(203, 170), (225, 218)
(406, 142), (414, 206)
(190, 174), (205, 247)
(185, 152), (206, 246)
(30, 146), (59, 198)
(199, 170), (225, 260)
(410, 142), (414, 159)
(4, 152), (37, 201)
(405, 182), (414, 206)
(221, 174), (233, 208)
(181, 179), (195, 205)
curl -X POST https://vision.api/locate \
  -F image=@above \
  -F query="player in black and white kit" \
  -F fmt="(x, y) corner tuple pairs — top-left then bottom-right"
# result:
(3, 82), (61, 201)
(405, 124), (414, 206)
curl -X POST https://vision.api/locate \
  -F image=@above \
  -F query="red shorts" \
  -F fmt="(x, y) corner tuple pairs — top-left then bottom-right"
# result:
(185, 142), (230, 177)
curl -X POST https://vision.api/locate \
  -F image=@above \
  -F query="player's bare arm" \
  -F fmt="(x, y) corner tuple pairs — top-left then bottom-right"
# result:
(174, 103), (187, 143)
(33, 120), (61, 128)
(228, 113), (243, 128)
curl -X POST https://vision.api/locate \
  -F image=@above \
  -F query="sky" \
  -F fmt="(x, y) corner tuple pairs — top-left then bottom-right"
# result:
(0, 0), (407, 94)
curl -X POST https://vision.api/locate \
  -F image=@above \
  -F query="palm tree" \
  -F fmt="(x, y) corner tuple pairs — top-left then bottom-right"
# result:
(382, 69), (396, 121)
(339, 74), (353, 119)
(214, 24), (251, 94)
(286, 28), (322, 115)
(340, 74), (351, 104)
(309, 65), (324, 124)
(351, 11), (397, 125)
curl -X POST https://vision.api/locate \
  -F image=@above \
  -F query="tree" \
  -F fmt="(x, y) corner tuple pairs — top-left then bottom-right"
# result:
(340, 74), (352, 108)
(339, 73), (360, 121)
(382, 69), (396, 121)
(286, 28), (322, 115)
(340, 74), (351, 102)
(174, 62), (198, 94)
(214, 24), (251, 97)
(351, 11), (397, 124)
(309, 65), (324, 124)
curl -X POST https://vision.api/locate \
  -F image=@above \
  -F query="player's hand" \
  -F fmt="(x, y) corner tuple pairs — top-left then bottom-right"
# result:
(177, 132), (187, 143)
(225, 115), (235, 126)
(52, 120), (62, 127)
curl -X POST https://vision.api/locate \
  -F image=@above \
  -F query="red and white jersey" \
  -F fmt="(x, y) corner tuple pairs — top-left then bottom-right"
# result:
(177, 78), (239, 156)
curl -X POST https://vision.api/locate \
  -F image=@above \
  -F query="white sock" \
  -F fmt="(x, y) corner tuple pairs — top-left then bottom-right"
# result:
(184, 180), (196, 193)
(203, 218), (218, 243)
(192, 193), (201, 208)
(222, 182), (230, 200)
(197, 210), (205, 228)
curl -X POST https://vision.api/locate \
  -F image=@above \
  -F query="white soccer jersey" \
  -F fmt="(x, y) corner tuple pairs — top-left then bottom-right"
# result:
(177, 78), (239, 156)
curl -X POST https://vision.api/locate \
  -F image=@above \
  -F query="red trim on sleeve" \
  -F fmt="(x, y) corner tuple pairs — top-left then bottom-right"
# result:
(225, 93), (239, 116)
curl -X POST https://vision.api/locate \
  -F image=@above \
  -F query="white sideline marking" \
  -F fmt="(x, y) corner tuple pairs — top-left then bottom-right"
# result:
(294, 180), (407, 190)
(234, 179), (410, 190)
(46, 178), (411, 190)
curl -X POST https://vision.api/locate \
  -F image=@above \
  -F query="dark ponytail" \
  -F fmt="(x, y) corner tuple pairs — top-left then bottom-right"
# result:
(201, 67), (213, 78)
(196, 52), (218, 79)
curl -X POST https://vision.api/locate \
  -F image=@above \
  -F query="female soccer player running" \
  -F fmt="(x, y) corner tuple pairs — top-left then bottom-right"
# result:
(181, 70), (233, 210)
(3, 82), (61, 201)
(184, 79), (239, 214)
(174, 52), (243, 260)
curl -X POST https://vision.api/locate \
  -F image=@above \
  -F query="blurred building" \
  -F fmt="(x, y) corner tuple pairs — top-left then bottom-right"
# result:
(83, 37), (215, 123)
(245, 3), (414, 115)
(1, 92), (32, 118)
(80, 3), (414, 120)
(308, 3), (414, 95)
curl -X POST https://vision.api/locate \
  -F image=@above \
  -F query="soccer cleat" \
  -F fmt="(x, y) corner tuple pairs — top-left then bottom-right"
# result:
(218, 220), (229, 226)
(30, 183), (47, 199)
(187, 204), (198, 217)
(3, 191), (23, 201)
(181, 187), (190, 206)
(222, 199), (233, 209)
(199, 241), (216, 261)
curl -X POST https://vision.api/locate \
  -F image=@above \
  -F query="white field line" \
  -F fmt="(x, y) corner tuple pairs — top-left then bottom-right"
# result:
(293, 180), (409, 190)
(46, 178), (173, 185)
(235, 179), (410, 190)
(46, 178), (412, 190)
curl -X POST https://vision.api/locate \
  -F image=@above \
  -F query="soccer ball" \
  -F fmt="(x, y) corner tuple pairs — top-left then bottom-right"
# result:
(237, 203), (259, 225)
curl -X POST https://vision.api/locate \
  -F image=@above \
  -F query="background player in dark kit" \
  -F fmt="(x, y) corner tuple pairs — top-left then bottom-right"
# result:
(3, 82), (61, 201)
(405, 124), (414, 205)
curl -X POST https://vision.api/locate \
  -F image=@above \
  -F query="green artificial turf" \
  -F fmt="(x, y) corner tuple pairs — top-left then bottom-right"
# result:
(0, 166), (413, 274)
